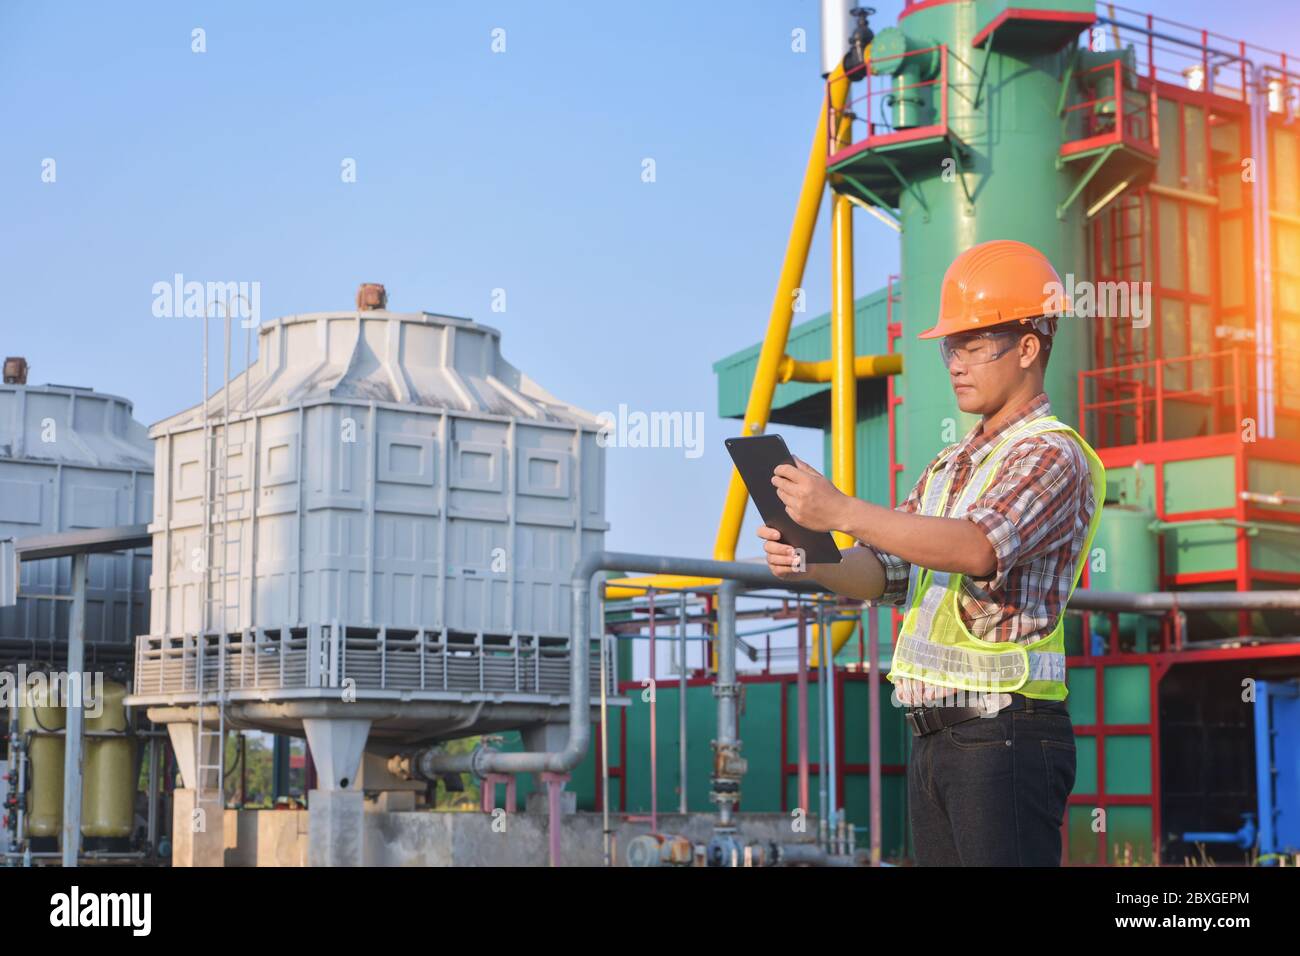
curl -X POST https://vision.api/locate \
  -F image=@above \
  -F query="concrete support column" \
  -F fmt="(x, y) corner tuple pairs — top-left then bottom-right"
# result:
(166, 719), (227, 866)
(171, 788), (226, 866)
(306, 789), (365, 867)
(303, 718), (370, 867)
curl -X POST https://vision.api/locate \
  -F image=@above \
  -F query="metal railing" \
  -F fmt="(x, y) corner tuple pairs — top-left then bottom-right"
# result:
(827, 43), (952, 156)
(1062, 56), (1157, 151)
(1099, 4), (1299, 111)
(1079, 348), (1245, 447)
(1080, 344), (1298, 448)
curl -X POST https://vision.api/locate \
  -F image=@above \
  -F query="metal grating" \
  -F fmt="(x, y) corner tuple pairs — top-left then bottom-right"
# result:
(132, 624), (614, 701)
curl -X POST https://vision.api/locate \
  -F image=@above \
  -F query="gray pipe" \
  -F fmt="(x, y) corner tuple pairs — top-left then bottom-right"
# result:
(416, 552), (820, 779)
(714, 580), (741, 828)
(147, 701), (566, 729)
(774, 842), (862, 867)
(400, 549), (1296, 788)
(816, 601), (827, 848)
(1070, 588), (1300, 612)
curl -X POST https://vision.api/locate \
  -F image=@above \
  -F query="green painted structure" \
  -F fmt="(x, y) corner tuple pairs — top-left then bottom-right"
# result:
(698, 0), (1300, 865)
(443, 2), (1300, 866)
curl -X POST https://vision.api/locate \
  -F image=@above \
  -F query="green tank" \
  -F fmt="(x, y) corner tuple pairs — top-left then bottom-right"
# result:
(832, 0), (1090, 473)
(1087, 504), (1159, 646)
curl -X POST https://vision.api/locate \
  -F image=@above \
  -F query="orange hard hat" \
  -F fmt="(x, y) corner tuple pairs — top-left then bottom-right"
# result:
(918, 239), (1067, 339)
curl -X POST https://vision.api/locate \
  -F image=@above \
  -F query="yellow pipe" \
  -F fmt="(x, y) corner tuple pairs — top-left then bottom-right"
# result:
(711, 63), (851, 564)
(603, 574), (722, 601)
(777, 352), (902, 384)
(607, 66), (856, 639)
(807, 100), (862, 667)
(830, 191), (856, 551)
(611, 64), (873, 667)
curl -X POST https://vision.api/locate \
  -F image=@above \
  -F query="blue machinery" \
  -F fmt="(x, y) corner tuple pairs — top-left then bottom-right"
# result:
(1183, 680), (1300, 864)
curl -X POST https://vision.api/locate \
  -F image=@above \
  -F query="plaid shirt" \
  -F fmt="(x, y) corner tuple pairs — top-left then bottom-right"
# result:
(865, 392), (1096, 706)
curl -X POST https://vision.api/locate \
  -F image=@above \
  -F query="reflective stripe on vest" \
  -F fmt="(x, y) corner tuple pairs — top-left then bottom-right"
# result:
(886, 414), (1106, 700)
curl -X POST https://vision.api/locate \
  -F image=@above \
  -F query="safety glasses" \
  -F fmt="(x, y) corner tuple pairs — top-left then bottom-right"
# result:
(939, 329), (1021, 368)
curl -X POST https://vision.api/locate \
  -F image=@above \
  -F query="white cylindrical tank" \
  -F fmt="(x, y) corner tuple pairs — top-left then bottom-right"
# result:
(0, 381), (153, 645)
(820, 0), (857, 76)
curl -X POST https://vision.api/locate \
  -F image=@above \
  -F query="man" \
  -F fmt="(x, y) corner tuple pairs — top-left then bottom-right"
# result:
(758, 239), (1105, 866)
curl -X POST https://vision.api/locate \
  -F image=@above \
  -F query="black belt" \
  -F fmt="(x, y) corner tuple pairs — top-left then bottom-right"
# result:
(904, 693), (1028, 737)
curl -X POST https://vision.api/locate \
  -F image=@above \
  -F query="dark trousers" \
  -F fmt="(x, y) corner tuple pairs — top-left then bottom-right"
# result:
(907, 694), (1076, 866)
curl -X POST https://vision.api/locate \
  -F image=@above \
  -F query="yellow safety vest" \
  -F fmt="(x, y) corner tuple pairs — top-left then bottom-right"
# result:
(886, 414), (1106, 701)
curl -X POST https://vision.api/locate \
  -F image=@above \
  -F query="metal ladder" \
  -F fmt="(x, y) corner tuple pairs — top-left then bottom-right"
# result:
(1107, 189), (1149, 367)
(1090, 189), (1150, 443)
(194, 306), (247, 810)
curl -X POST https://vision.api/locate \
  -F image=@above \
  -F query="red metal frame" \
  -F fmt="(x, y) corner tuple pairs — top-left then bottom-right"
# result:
(608, 668), (907, 828)
(1065, 639), (1300, 865)
(1060, 58), (1159, 161)
(885, 274), (903, 509)
(1108, 3), (1300, 100)
(1061, 7), (1299, 861)
(1079, 349), (1247, 446)
(827, 44), (951, 167)
(1080, 413), (1300, 631)
(885, 276), (906, 643)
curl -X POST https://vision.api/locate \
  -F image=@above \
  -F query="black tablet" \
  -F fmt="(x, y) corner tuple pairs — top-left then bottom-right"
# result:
(724, 434), (843, 565)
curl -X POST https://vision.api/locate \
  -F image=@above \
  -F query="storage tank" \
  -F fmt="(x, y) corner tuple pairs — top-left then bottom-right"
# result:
(18, 679), (64, 840)
(1088, 504), (1159, 646)
(81, 680), (135, 843)
(832, 0), (1097, 484)
(0, 372), (153, 648)
(130, 296), (613, 751)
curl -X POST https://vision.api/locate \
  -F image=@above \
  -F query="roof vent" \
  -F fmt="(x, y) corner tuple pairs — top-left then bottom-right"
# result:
(3, 357), (28, 385)
(356, 283), (387, 311)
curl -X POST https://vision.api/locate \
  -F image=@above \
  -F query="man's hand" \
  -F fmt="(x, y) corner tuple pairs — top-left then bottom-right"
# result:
(756, 525), (809, 580)
(757, 527), (890, 600)
(772, 456), (852, 533)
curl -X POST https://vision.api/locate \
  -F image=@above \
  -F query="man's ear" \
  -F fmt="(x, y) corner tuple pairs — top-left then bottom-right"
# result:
(1019, 332), (1040, 369)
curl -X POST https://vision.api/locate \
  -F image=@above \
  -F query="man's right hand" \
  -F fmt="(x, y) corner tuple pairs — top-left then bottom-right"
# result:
(756, 528), (890, 603)
(757, 525), (809, 581)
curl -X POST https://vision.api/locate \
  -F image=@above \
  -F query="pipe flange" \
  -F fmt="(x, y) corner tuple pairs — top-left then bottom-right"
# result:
(466, 742), (498, 782)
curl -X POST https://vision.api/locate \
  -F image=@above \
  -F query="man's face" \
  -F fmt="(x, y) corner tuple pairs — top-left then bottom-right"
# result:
(941, 328), (1036, 414)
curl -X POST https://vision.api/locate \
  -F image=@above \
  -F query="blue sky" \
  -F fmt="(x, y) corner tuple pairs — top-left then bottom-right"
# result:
(3, 0), (1297, 568)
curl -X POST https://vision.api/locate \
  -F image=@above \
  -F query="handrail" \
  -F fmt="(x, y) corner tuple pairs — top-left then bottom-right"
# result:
(1079, 348), (1246, 446)
(1096, 5), (1298, 108)
(828, 43), (951, 155)
(1079, 343), (1300, 447)
(1062, 57), (1155, 149)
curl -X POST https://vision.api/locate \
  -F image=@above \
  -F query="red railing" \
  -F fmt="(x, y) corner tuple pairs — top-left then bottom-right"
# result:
(1079, 348), (1246, 448)
(895, 3), (1299, 109)
(1081, 335), (1299, 449)
(1062, 56), (1157, 153)
(827, 43), (951, 157)
(1100, 4), (1299, 111)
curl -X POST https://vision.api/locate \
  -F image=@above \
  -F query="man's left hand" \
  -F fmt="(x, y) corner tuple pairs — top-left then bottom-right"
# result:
(772, 456), (852, 533)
